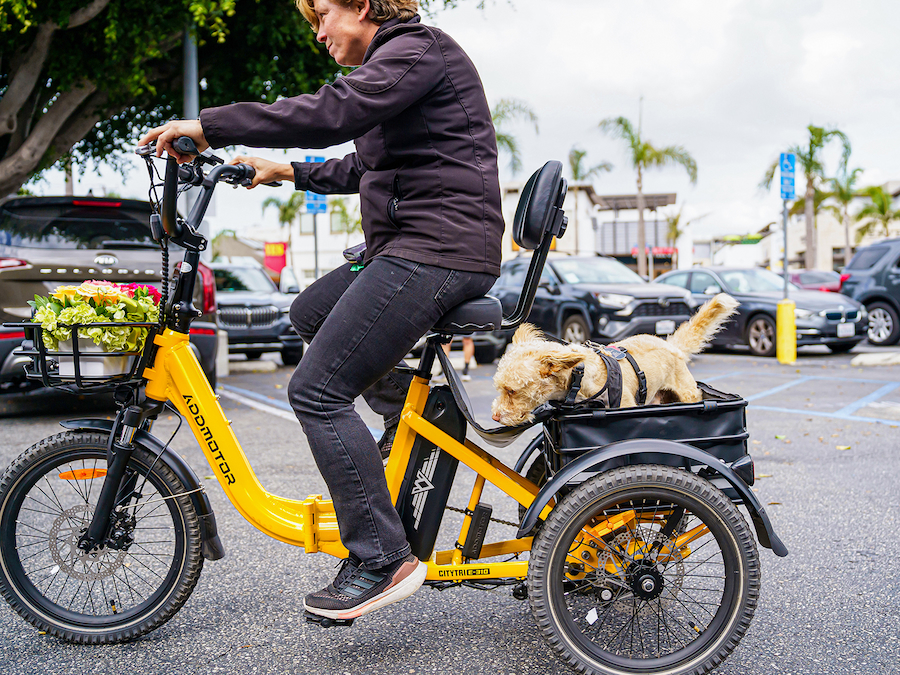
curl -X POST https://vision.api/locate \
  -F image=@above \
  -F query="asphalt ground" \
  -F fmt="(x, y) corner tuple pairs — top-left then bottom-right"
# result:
(0, 345), (898, 675)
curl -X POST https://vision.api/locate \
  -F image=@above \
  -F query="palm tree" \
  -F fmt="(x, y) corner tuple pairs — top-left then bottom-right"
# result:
(330, 197), (363, 246)
(664, 207), (708, 268)
(761, 125), (850, 269)
(491, 98), (538, 175)
(600, 116), (697, 277)
(823, 168), (863, 267)
(854, 186), (900, 242)
(262, 192), (305, 262)
(566, 146), (612, 253)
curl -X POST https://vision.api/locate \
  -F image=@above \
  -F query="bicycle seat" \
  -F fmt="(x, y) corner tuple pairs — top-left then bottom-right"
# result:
(433, 296), (502, 334)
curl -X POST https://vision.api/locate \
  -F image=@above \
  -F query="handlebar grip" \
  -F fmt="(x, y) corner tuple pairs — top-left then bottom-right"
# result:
(173, 136), (199, 156)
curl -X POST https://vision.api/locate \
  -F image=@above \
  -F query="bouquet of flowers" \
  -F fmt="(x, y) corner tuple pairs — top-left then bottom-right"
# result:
(29, 281), (161, 353)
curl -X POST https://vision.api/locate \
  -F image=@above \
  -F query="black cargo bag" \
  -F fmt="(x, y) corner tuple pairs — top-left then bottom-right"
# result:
(543, 382), (749, 472)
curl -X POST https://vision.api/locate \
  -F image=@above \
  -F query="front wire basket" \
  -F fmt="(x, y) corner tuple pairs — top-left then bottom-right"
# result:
(4, 321), (159, 393)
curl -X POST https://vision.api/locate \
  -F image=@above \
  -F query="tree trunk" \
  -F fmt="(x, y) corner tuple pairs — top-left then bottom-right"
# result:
(636, 167), (647, 277)
(843, 210), (852, 269)
(804, 178), (815, 269)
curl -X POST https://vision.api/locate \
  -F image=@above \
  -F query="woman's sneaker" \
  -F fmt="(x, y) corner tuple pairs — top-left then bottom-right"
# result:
(304, 553), (427, 620)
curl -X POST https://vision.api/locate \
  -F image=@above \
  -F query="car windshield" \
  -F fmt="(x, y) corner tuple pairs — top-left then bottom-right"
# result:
(551, 258), (644, 284)
(720, 269), (798, 293)
(214, 267), (277, 293)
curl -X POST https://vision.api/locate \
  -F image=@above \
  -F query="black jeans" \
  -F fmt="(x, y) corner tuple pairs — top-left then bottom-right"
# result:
(288, 256), (495, 568)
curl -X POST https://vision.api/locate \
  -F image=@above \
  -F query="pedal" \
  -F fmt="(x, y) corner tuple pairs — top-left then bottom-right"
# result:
(304, 610), (355, 628)
(461, 502), (492, 559)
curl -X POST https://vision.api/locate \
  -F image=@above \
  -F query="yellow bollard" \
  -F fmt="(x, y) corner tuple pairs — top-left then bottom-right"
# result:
(776, 299), (796, 364)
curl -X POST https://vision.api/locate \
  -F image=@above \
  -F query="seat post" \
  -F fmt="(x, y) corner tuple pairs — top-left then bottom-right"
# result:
(412, 335), (449, 379)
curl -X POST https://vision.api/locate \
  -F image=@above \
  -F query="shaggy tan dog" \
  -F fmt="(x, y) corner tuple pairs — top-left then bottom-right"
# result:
(491, 294), (740, 426)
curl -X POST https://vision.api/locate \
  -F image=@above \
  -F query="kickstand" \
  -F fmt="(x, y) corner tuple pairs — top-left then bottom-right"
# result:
(304, 610), (355, 628)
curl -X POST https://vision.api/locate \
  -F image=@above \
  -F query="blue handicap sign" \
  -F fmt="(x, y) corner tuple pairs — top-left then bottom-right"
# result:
(780, 152), (795, 200)
(305, 156), (328, 213)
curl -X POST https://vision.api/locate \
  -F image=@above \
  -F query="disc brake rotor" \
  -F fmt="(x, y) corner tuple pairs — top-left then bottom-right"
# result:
(47, 504), (128, 581)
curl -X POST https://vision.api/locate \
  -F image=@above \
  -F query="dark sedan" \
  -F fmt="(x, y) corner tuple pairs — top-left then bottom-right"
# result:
(654, 267), (867, 356)
(490, 254), (694, 346)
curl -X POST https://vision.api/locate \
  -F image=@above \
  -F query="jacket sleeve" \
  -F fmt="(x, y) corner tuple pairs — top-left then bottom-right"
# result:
(199, 29), (443, 150)
(292, 153), (366, 194)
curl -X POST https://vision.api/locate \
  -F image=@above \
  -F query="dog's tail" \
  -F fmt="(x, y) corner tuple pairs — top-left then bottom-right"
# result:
(667, 293), (740, 356)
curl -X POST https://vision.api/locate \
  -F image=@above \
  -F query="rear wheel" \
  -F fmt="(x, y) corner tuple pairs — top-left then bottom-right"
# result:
(245, 352), (263, 361)
(866, 302), (900, 346)
(746, 315), (776, 357)
(0, 431), (203, 643)
(473, 344), (499, 365)
(528, 465), (759, 675)
(281, 344), (304, 366)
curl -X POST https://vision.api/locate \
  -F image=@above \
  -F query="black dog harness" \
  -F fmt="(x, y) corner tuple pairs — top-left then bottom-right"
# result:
(564, 342), (648, 408)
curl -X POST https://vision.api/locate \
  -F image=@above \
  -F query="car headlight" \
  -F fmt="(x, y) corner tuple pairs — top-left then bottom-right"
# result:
(794, 308), (813, 319)
(595, 293), (634, 309)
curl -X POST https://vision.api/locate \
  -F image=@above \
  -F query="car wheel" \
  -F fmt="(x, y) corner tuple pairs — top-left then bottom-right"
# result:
(473, 344), (498, 365)
(827, 342), (859, 354)
(746, 314), (776, 357)
(281, 345), (304, 366)
(245, 352), (263, 361)
(560, 315), (590, 344)
(865, 302), (900, 346)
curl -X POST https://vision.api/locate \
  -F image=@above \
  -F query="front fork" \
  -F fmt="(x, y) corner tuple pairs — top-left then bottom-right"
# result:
(77, 403), (157, 552)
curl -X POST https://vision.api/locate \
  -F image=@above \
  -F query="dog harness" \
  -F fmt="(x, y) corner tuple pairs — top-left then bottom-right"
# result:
(564, 343), (648, 408)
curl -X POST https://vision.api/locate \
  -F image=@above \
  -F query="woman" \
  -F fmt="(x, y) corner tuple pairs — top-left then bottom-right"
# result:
(139, 0), (504, 621)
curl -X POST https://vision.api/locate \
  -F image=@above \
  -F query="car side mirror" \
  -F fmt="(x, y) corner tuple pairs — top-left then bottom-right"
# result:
(283, 285), (300, 294)
(538, 279), (560, 295)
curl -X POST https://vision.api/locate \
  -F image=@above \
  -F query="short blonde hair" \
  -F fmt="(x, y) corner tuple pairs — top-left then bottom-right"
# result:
(296, 0), (419, 31)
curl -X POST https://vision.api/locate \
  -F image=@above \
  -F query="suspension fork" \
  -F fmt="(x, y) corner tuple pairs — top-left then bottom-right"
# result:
(77, 402), (160, 552)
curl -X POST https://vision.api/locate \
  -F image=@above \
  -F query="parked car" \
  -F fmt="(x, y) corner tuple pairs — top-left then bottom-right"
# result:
(654, 266), (867, 356)
(210, 261), (304, 364)
(790, 269), (842, 292)
(488, 254), (694, 349)
(838, 238), (900, 345)
(0, 196), (218, 390)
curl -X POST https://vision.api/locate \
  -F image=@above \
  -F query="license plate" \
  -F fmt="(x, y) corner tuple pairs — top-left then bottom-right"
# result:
(656, 319), (676, 335)
(837, 322), (855, 338)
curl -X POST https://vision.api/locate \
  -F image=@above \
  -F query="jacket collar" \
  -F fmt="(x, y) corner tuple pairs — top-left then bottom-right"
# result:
(362, 14), (421, 64)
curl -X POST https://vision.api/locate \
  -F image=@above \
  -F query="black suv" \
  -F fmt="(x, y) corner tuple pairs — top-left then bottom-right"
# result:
(210, 262), (304, 364)
(489, 254), (693, 346)
(840, 238), (900, 345)
(0, 196), (219, 390)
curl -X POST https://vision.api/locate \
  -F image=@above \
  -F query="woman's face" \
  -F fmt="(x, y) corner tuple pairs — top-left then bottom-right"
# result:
(313, 0), (378, 67)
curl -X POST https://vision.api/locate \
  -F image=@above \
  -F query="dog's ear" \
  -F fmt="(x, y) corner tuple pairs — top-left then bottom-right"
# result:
(513, 323), (542, 344)
(538, 350), (585, 378)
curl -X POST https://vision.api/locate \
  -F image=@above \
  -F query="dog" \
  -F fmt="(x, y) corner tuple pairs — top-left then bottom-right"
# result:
(490, 293), (740, 426)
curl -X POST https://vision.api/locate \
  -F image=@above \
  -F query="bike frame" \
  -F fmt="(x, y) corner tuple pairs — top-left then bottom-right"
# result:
(143, 326), (554, 582)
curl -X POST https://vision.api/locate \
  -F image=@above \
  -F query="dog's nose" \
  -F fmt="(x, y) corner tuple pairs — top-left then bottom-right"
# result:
(492, 412), (501, 422)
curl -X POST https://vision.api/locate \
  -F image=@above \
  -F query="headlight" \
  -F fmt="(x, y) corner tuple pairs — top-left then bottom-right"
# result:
(794, 308), (813, 319)
(595, 293), (634, 309)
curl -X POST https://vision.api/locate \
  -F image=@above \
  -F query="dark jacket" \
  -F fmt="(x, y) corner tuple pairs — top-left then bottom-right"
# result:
(200, 15), (504, 275)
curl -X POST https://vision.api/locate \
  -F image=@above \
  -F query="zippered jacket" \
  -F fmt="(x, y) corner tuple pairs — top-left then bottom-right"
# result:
(200, 15), (504, 275)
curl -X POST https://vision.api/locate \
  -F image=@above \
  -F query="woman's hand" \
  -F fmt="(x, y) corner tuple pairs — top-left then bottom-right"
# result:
(228, 156), (294, 189)
(138, 120), (208, 163)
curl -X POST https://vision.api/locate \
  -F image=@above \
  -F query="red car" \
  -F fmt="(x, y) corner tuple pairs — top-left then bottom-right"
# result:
(790, 270), (842, 292)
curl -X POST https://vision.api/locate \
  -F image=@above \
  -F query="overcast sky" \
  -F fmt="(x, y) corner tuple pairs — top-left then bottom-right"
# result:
(40, 0), (900, 241)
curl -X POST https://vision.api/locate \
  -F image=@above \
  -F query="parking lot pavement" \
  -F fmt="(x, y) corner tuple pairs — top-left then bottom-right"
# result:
(0, 348), (899, 674)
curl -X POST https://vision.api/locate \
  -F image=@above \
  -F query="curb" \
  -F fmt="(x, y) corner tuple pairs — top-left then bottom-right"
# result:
(850, 352), (900, 367)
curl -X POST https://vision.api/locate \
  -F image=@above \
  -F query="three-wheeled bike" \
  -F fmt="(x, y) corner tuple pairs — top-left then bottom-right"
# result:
(0, 141), (786, 674)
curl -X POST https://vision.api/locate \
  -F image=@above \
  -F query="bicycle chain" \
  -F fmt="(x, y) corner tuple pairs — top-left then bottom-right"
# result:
(445, 505), (519, 529)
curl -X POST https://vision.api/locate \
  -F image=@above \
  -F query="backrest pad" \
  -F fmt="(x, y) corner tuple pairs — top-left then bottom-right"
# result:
(512, 161), (567, 250)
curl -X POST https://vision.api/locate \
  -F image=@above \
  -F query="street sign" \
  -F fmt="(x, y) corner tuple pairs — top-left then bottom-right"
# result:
(305, 156), (327, 214)
(780, 152), (795, 201)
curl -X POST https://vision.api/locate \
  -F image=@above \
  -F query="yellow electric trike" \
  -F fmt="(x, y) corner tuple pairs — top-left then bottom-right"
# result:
(0, 141), (786, 675)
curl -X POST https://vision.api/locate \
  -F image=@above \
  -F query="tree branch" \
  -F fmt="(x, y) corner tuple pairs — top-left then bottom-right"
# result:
(0, 81), (97, 195)
(0, 0), (112, 137)
(41, 92), (111, 170)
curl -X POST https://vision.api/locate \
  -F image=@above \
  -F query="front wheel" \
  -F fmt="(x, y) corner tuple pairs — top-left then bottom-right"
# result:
(746, 314), (776, 357)
(561, 315), (590, 344)
(528, 465), (760, 675)
(0, 431), (204, 643)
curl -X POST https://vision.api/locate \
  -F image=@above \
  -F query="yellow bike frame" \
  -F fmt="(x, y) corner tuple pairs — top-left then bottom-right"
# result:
(142, 328), (554, 581)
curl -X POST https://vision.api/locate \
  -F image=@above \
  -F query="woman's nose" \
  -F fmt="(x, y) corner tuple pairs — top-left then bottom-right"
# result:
(316, 27), (326, 43)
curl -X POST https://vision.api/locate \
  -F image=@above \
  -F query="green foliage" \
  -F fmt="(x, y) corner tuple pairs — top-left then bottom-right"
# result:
(760, 124), (851, 192)
(568, 146), (612, 182)
(855, 186), (900, 242)
(491, 98), (538, 175)
(600, 116), (698, 183)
